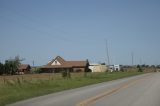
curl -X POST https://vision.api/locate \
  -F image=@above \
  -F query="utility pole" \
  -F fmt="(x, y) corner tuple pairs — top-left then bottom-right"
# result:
(131, 52), (134, 66)
(140, 58), (142, 65)
(106, 40), (110, 66)
(32, 60), (35, 73)
(32, 60), (34, 67)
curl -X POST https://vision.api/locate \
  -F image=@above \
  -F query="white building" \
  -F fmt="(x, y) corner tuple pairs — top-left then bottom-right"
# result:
(89, 64), (107, 72)
(109, 64), (121, 72)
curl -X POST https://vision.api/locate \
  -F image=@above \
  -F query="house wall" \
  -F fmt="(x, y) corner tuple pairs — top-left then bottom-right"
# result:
(51, 59), (61, 65)
(41, 68), (55, 73)
(42, 68), (75, 73)
(24, 69), (30, 74)
(89, 64), (107, 72)
(109, 65), (121, 72)
(114, 65), (121, 71)
(73, 68), (85, 72)
(17, 69), (30, 74)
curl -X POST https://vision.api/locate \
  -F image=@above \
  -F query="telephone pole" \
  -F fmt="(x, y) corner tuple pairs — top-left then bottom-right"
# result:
(32, 60), (34, 67)
(131, 52), (134, 66)
(106, 40), (110, 66)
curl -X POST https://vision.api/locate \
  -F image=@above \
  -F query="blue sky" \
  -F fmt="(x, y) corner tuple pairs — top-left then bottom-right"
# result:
(0, 0), (160, 66)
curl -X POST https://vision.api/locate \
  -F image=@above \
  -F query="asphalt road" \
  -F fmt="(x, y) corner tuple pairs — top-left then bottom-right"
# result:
(9, 73), (160, 106)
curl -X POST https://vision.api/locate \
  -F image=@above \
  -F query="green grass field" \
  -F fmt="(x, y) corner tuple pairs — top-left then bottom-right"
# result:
(0, 72), (144, 106)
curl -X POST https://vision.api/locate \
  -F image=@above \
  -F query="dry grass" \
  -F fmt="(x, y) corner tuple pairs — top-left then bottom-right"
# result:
(0, 73), (85, 85)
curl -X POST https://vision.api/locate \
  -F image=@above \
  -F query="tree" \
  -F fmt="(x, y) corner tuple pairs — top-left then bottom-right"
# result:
(151, 65), (156, 72)
(84, 59), (90, 77)
(14, 55), (21, 74)
(120, 67), (124, 72)
(0, 62), (4, 75)
(4, 56), (22, 75)
(151, 65), (155, 68)
(137, 65), (143, 72)
(156, 65), (160, 68)
(4, 60), (14, 75)
(61, 69), (71, 79)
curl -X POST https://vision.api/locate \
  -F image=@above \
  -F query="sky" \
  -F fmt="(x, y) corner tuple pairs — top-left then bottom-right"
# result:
(0, 0), (160, 66)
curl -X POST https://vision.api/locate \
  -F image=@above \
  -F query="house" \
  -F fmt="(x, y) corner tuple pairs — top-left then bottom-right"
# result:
(109, 64), (121, 72)
(41, 56), (89, 73)
(114, 64), (121, 71)
(89, 63), (107, 72)
(18, 64), (31, 74)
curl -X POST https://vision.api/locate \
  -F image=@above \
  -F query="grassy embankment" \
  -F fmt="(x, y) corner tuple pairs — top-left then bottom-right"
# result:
(0, 72), (144, 106)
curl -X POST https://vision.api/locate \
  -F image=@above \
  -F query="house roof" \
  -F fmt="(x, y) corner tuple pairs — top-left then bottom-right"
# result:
(41, 56), (88, 69)
(46, 56), (65, 66)
(18, 64), (31, 70)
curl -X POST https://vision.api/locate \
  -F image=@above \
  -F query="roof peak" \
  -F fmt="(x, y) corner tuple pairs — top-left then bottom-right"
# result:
(55, 56), (65, 62)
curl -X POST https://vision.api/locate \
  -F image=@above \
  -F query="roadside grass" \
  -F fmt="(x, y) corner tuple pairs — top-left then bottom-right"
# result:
(0, 72), (144, 106)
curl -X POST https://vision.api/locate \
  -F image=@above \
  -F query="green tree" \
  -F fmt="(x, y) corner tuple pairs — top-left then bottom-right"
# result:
(4, 60), (11, 74)
(4, 60), (14, 75)
(137, 65), (143, 72)
(84, 59), (90, 77)
(61, 69), (71, 79)
(0, 62), (4, 75)
(4, 56), (22, 75)
(61, 70), (68, 78)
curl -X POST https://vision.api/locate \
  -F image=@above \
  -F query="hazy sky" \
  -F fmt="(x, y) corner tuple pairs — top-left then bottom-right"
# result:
(0, 0), (160, 66)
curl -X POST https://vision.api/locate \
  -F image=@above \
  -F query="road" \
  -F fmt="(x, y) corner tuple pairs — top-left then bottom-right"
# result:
(9, 73), (160, 106)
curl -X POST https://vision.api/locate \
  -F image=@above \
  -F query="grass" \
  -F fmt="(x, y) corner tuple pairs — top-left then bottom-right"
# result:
(0, 72), (144, 106)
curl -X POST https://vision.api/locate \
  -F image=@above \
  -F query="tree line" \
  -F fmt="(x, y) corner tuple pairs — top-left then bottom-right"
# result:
(0, 56), (22, 75)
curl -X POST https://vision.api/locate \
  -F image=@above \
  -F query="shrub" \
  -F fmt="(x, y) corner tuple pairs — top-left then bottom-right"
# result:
(61, 70), (71, 78)
(137, 65), (143, 72)
(34, 68), (43, 73)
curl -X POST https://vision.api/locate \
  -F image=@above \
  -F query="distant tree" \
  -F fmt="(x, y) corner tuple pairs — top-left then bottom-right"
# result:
(137, 65), (143, 72)
(156, 65), (160, 68)
(141, 64), (146, 68)
(14, 55), (22, 74)
(101, 63), (106, 65)
(120, 67), (124, 72)
(84, 59), (90, 77)
(0, 62), (4, 75)
(4, 55), (22, 75)
(61, 70), (71, 78)
(34, 68), (43, 73)
(4, 60), (15, 75)
(150, 65), (156, 72)
(4, 60), (11, 74)
(151, 65), (156, 68)
(141, 64), (149, 68)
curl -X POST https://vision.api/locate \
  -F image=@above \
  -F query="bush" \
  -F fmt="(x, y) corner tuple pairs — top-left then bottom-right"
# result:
(61, 70), (71, 78)
(137, 65), (143, 72)
(0, 62), (4, 75)
(34, 68), (43, 73)
(120, 68), (124, 72)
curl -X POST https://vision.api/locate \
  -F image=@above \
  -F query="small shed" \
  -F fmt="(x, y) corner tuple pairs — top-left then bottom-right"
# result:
(18, 64), (31, 74)
(89, 64), (107, 72)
